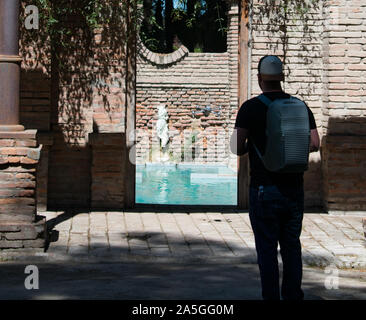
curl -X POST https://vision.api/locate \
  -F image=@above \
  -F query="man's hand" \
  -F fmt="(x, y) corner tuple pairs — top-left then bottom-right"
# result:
(230, 127), (248, 156)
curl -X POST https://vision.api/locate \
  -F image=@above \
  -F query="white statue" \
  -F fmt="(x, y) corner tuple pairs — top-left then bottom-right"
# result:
(156, 105), (169, 148)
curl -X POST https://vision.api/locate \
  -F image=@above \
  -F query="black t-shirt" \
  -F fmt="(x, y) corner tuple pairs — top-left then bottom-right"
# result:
(235, 91), (317, 188)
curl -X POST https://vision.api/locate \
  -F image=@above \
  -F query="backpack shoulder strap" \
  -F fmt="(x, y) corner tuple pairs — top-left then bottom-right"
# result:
(252, 141), (264, 162)
(257, 94), (273, 107)
(252, 94), (273, 162)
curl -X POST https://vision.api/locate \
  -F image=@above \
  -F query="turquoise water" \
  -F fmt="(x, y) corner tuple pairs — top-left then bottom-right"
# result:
(136, 164), (237, 205)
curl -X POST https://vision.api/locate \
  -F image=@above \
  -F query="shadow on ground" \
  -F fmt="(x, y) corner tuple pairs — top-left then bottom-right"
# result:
(0, 260), (366, 300)
(1, 209), (365, 300)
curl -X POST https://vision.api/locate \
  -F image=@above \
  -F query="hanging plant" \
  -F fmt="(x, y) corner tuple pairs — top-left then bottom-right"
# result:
(20, 0), (142, 69)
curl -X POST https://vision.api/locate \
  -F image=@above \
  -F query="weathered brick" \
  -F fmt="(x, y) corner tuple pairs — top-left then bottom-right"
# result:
(0, 156), (8, 164)
(15, 139), (37, 147)
(20, 157), (38, 164)
(0, 198), (35, 205)
(0, 189), (34, 198)
(0, 239), (23, 249)
(22, 238), (45, 248)
(0, 224), (21, 232)
(0, 140), (15, 147)
(0, 147), (29, 156)
(5, 227), (37, 240)
(8, 156), (21, 163)
(0, 130), (37, 140)
(15, 173), (35, 180)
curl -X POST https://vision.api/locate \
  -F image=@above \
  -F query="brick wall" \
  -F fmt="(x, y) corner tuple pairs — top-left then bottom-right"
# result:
(20, 69), (51, 132)
(321, 0), (366, 213)
(249, 0), (324, 207)
(13, 0), (366, 211)
(89, 133), (126, 209)
(136, 52), (231, 163)
(20, 68), (52, 210)
(248, 0), (366, 210)
(46, 22), (128, 209)
(136, 3), (239, 167)
(18, 2), (132, 210)
(19, 2), (53, 211)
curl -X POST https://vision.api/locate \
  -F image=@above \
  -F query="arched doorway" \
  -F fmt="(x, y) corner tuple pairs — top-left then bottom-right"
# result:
(131, 0), (250, 208)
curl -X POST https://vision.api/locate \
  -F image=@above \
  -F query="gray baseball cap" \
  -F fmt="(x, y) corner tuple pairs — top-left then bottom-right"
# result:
(259, 55), (284, 81)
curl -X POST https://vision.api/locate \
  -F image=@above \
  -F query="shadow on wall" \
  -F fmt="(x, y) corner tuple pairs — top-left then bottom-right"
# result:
(18, 1), (138, 210)
(304, 155), (322, 211)
(20, 69), (51, 132)
(24, 1), (133, 210)
(321, 116), (366, 212)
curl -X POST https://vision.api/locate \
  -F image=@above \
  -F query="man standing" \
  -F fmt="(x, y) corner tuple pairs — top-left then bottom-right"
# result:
(230, 55), (320, 300)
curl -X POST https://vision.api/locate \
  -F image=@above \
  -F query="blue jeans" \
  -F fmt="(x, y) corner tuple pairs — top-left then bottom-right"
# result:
(249, 184), (304, 300)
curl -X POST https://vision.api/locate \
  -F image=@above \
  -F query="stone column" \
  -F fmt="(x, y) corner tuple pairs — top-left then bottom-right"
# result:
(227, 1), (239, 119)
(0, 0), (23, 131)
(0, 0), (46, 249)
(226, 1), (250, 208)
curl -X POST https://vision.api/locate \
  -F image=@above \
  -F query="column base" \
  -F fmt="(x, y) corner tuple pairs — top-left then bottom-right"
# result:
(0, 125), (25, 132)
(0, 128), (46, 249)
(0, 217), (46, 249)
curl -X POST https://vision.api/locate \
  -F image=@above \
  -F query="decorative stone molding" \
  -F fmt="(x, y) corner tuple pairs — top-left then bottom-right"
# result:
(0, 54), (22, 63)
(137, 39), (189, 66)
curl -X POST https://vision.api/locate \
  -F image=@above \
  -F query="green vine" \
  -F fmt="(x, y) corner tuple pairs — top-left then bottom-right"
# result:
(21, 0), (142, 67)
(248, 0), (322, 95)
(20, 0), (142, 142)
(140, 0), (228, 53)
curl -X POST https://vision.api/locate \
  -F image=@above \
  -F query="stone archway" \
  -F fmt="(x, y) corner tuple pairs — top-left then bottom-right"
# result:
(137, 39), (189, 66)
(133, 0), (250, 208)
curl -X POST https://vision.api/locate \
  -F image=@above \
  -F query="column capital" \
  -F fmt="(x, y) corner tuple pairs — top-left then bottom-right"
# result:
(0, 54), (22, 63)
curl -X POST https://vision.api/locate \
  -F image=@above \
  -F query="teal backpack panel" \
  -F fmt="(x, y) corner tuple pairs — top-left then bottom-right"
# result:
(254, 94), (310, 173)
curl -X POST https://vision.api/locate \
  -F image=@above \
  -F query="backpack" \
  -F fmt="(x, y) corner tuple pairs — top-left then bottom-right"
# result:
(252, 94), (311, 173)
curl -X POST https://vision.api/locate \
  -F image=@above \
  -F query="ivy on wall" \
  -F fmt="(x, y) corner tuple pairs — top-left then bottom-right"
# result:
(140, 0), (228, 53)
(20, 0), (321, 60)
(20, 0), (142, 70)
(18, 0), (322, 141)
(248, 0), (322, 71)
(20, 0), (142, 142)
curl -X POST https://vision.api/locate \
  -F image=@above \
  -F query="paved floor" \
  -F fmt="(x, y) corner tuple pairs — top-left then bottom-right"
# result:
(1, 210), (366, 300)
(18, 210), (366, 268)
(0, 261), (366, 300)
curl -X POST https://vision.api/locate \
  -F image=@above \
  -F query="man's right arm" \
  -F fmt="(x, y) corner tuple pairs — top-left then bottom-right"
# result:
(307, 106), (320, 153)
(310, 128), (320, 153)
(230, 127), (248, 156)
(231, 102), (250, 156)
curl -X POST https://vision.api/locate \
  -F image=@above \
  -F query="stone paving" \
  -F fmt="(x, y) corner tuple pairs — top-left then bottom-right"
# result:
(10, 210), (359, 269)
